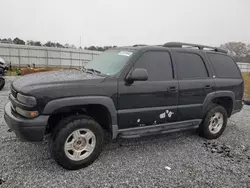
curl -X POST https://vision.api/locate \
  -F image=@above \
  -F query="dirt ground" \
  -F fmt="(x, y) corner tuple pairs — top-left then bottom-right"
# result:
(242, 73), (250, 98)
(5, 67), (76, 76)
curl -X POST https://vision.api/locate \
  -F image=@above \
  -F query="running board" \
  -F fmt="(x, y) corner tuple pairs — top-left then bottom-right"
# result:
(118, 119), (202, 139)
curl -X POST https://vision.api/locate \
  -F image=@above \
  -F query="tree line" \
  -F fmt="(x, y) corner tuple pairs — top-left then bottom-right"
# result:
(0, 37), (250, 62)
(0, 37), (117, 52)
(220, 42), (250, 63)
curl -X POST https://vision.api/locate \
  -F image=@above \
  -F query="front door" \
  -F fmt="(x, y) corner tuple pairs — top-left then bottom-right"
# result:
(117, 50), (179, 129)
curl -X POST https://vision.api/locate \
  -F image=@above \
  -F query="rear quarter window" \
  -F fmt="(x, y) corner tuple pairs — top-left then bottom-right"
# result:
(207, 53), (241, 78)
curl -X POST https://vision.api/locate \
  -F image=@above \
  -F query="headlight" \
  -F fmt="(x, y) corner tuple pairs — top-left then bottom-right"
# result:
(17, 93), (37, 106)
(15, 107), (39, 118)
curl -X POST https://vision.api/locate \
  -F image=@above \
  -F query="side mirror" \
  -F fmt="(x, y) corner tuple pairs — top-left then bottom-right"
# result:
(127, 68), (148, 82)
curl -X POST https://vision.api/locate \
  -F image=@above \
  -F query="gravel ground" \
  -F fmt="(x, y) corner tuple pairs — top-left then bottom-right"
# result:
(0, 76), (250, 188)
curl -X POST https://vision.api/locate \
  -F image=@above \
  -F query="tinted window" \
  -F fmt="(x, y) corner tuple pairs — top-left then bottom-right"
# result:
(134, 51), (173, 81)
(207, 53), (241, 78)
(176, 52), (208, 79)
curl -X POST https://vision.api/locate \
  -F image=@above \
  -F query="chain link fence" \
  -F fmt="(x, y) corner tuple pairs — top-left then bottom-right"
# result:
(0, 43), (102, 68)
(237, 62), (250, 73)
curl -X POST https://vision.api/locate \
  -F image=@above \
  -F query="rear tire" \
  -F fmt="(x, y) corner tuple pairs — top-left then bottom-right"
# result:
(50, 115), (104, 170)
(199, 104), (228, 139)
(0, 77), (5, 91)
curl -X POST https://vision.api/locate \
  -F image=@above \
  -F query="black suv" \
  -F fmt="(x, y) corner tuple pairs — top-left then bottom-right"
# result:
(4, 42), (244, 170)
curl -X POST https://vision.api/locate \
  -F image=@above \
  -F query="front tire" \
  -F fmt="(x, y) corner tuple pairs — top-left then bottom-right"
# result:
(199, 104), (228, 139)
(50, 115), (104, 170)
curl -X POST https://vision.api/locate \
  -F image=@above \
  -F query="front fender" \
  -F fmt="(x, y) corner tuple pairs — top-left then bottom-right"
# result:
(42, 96), (118, 136)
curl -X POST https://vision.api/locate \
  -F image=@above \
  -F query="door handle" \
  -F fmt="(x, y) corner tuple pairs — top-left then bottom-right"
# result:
(167, 86), (177, 92)
(204, 85), (211, 89)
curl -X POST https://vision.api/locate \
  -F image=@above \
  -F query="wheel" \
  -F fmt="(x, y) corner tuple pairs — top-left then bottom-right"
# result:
(199, 104), (228, 139)
(50, 115), (104, 170)
(0, 77), (5, 91)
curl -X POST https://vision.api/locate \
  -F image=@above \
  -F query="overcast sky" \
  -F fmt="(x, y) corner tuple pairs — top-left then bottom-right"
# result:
(1, 0), (250, 47)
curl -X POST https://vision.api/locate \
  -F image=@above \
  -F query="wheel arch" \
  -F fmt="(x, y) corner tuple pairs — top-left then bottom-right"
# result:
(43, 96), (118, 138)
(203, 91), (235, 117)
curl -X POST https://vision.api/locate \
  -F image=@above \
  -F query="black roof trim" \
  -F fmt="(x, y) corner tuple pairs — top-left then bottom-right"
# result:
(163, 42), (228, 54)
(132, 44), (148, 47)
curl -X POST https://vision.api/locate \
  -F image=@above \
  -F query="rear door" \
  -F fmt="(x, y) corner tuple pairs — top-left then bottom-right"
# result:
(174, 50), (214, 121)
(117, 50), (179, 129)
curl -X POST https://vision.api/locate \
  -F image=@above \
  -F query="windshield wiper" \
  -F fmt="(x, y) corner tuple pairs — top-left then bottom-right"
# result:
(84, 68), (107, 76)
(86, 68), (101, 74)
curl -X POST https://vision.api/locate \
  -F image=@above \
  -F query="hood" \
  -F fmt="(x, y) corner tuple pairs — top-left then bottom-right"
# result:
(12, 69), (105, 93)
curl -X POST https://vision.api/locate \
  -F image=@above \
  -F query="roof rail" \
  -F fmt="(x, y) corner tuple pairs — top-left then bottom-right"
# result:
(163, 42), (228, 54)
(133, 44), (147, 47)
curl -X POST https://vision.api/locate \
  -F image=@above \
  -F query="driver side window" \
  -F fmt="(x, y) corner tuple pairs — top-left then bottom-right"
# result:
(133, 51), (173, 81)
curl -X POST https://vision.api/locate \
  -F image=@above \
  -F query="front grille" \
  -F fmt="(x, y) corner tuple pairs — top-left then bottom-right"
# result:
(11, 88), (17, 98)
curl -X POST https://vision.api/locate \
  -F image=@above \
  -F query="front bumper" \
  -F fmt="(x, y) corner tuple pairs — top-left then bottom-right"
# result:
(4, 102), (49, 141)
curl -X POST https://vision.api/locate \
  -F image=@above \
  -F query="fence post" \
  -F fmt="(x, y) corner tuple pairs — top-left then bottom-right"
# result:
(59, 49), (61, 68)
(18, 48), (21, 68)
(46, 49), (49, 67)
(70, 51), (72, 68)
(28, 47), (30, 66)
(8, 45), (11, 64)
(79, 50), (81, 68)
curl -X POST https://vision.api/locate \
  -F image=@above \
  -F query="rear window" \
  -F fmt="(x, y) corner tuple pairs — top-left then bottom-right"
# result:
(207, 53), (241, 78)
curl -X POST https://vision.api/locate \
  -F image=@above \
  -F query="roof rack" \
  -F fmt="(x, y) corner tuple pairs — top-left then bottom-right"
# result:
(133, 44), (147, 47)
(163, 42), (228, 54)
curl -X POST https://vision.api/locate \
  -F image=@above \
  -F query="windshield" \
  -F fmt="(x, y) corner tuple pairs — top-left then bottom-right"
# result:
(84, 50), (133, 75)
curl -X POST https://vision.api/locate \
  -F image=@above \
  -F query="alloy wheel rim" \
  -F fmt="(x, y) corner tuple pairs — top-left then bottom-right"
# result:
(64, 128), (96, 161)
(208, 112), (224, 134)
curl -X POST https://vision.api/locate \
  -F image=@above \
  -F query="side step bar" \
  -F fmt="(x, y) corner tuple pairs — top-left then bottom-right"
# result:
(118, 119), (202, 139)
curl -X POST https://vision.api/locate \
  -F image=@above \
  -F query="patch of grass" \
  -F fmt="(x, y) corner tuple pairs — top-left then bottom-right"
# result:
(242, 72), (250, 98)
(4, 66), (76, 76)
(20, 67), (75, 75)
(5, 70), (18, 76)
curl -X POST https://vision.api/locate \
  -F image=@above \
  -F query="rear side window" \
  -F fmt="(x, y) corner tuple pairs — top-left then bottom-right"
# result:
(207, 53), (241, 78)
(176, 52), (208, 79)
(134, 51), (173, 81)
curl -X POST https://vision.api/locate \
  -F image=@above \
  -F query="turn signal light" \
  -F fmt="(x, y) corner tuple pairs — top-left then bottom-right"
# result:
(30, 111), (38, 117)
(15, 107), (39, 118)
